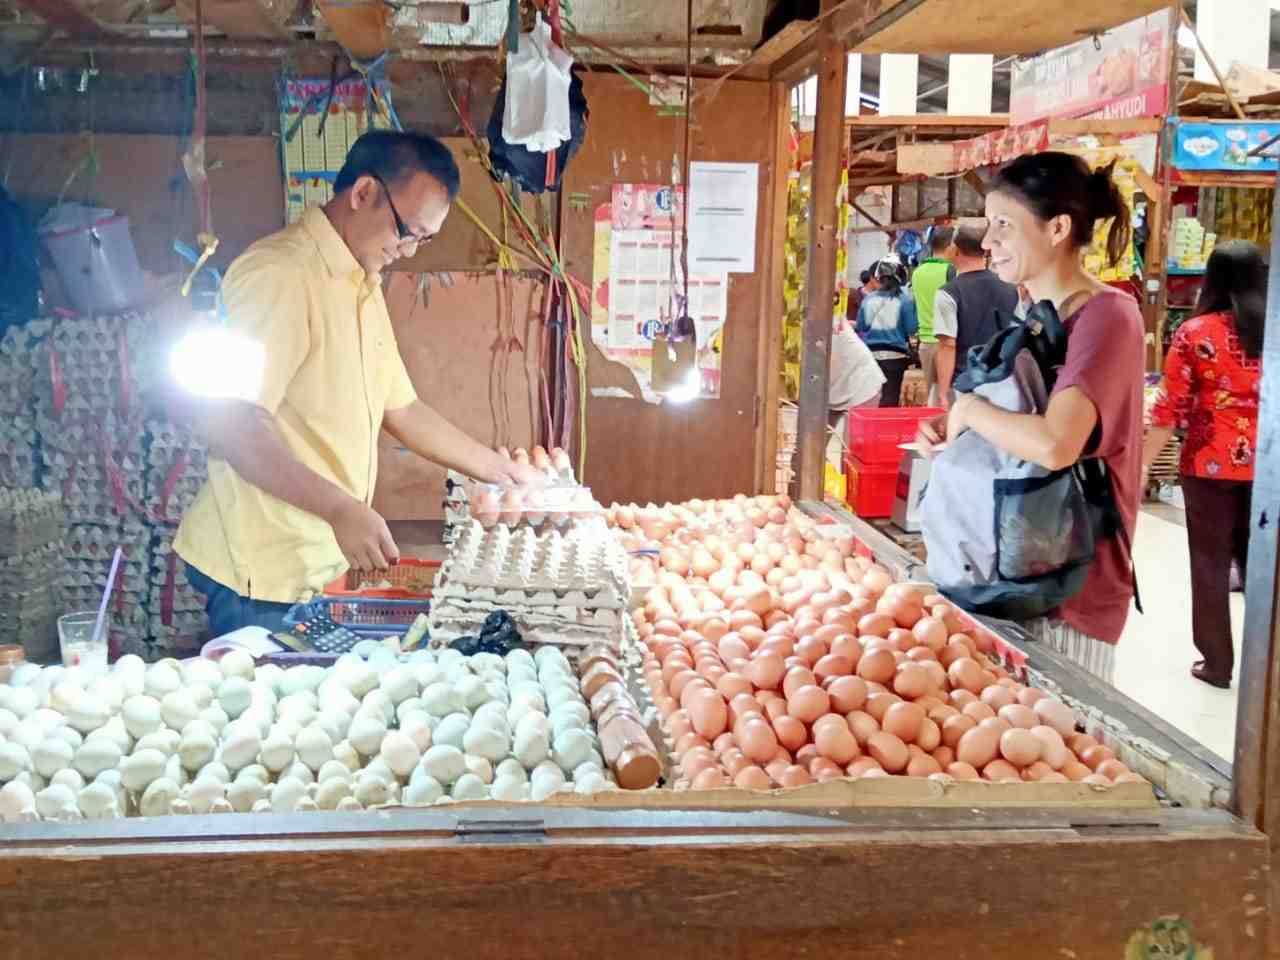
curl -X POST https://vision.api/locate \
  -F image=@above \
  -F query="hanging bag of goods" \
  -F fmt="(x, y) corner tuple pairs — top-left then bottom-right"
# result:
(919, 302), (1127, 620)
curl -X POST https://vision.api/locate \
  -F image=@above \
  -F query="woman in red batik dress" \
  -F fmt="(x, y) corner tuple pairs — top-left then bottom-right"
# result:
(1144, 241), (1267, 689)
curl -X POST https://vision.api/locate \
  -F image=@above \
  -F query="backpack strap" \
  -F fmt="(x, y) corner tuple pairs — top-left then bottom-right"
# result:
(1076, 458), (1143, 615)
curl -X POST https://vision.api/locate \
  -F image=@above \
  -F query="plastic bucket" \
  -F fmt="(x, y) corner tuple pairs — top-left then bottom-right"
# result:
(41, 215), (144, 315)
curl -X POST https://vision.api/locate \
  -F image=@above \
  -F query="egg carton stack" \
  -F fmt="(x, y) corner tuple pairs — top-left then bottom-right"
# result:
(143, 422), (208, 526)
(145, 535), (208, 656)
(429, 519), (629, 650)
(0, 322), (46, 489)
(61, 522), (152, 658)
(0, 489), (65, 661)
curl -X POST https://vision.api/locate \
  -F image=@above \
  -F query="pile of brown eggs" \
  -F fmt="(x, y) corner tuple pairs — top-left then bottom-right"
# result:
(605, 495), (1145, 791)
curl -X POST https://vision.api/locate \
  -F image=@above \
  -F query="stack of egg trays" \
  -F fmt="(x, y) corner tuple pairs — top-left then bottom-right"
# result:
(0, 488), (65, 558)
(147, 533), (208, 655)
(61, 521), (152, 654)
(143, 420), (208, 525)
(0, 322), (47, 489)
(0, 539), (64, 661)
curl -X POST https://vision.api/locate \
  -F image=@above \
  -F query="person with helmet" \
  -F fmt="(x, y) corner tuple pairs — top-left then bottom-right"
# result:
(855, 257), (918, 406)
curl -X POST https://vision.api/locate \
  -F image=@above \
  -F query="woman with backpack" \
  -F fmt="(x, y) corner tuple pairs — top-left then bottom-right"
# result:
(855, 257), (918, 406)
(1143, 241), (1266, 689)
(918, 152), (1145, 684)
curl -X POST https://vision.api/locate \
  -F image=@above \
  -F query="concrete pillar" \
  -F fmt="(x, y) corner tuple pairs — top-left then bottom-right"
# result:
(1193, 0), (1269, 85)
(879, 53), (918, 116)
(846, 53), (862, 116)
(947, 54), (993, 116)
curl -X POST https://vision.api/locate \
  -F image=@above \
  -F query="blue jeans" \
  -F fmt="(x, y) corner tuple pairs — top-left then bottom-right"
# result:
(186, 564), (295, 638)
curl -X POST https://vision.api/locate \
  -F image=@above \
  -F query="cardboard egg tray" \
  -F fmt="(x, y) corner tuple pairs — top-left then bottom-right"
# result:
(440, 520), (628, 598)
(143, 425), (208, 525)
(0, 488), (64, 558)
(0, 541), (64, 590)
(0, 419), (39, 489)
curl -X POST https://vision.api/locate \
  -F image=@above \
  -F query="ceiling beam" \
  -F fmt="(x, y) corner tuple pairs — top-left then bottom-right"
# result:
(9, 0), (105, 37)
(771, 0), (931, 84)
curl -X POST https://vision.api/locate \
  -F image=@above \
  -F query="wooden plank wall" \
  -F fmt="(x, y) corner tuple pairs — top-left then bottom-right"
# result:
(559, 73), (786, 508)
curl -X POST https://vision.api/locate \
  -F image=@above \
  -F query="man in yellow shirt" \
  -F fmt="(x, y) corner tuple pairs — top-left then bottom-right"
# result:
(175, 131), (539, 636)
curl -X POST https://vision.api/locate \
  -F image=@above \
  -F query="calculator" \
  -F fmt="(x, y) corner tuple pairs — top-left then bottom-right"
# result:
(273, 614), (362, 655)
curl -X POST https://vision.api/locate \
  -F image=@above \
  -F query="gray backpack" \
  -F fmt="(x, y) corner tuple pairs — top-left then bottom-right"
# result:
(919, 302), (1136, 621)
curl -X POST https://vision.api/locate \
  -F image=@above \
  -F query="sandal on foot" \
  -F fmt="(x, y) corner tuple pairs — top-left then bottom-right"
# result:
(1191, 663), (1231, 689)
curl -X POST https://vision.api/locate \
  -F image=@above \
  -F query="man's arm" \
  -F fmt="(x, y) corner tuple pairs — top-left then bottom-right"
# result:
(195, 399), (399, 571)
(383, 400), (543, 486)
(935, 337), (956, 407)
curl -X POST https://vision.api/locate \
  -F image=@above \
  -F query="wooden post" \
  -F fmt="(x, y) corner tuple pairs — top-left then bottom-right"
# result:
(1233, 165), (1280, 948)
(794, 8), (847, 501)
(1147, 3), (1180, 372)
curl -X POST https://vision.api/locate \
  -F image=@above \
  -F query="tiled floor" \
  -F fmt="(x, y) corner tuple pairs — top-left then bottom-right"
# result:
(1112, 508), (1243, 764)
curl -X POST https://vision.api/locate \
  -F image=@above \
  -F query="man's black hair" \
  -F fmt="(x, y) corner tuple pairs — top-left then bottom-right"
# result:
(334, 130), (461, 201)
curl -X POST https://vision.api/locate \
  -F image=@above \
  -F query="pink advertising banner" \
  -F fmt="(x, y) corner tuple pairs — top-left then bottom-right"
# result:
(1009, 8), (1174, 125)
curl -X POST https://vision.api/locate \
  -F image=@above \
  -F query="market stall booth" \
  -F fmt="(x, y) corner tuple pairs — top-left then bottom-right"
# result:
(1, 0), (1277, 958)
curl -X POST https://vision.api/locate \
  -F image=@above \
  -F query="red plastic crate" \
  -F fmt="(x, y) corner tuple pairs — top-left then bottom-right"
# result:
(847, 407), (944, 465)
(323, 558), (439, 599)
(844, 454), (898, 519)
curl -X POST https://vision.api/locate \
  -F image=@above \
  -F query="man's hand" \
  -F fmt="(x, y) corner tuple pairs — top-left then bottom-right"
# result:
(328, 498), (400, 571)
(494, 456), (548, 490)
(915, 413), (947, 456)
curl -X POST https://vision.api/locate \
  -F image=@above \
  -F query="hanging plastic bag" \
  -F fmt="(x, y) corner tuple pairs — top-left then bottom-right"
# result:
(502, 14), (574, 154)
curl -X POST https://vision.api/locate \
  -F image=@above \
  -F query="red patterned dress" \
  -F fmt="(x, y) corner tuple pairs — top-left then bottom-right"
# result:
(1150, 311), (1261, 481)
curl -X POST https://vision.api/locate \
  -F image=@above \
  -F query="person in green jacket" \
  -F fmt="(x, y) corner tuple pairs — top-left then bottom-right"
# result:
(911, 226), (958, 405)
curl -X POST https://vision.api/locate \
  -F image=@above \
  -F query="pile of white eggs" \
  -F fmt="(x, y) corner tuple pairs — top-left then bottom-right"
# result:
(0, 643), (616, 823)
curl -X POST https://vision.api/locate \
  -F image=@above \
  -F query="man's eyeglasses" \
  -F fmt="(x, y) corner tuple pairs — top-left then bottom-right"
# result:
(371, 174), (434, 247)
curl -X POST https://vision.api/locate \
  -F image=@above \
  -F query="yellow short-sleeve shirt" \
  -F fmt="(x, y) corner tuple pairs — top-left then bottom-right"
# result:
(174, 207), (417, 603)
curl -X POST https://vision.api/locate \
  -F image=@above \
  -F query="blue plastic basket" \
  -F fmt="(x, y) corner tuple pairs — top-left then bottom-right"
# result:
(284, 596), (432, 639)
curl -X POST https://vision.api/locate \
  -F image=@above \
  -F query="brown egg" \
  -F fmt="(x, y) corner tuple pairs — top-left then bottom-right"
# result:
(782, 666), (818, 700)
(826, 675), (869, 713)
(999, 728), (1042, 768)
(1029, 726), (1069, 770)
(916, 717), (942, 752)
(1080, 744), (1116, 771)
(794, 636), (827, 667)
(763, 698), (789, 723)
(1060, 760), (1092, 782)
(948, 689), (979, 709)
(948, 657), (985, 694)
(691, 767), (729, 790)
(955, 726), (1000, 768)
(787, 685), (831, 724)
(1067, 732), (1099, 755)
(813, 713), (848, 734)
(865, 691), (902, 723)
(829, 635), (863, 664)
(979, 684), (1016, 711)
(675, 732), (710, 755)
(715, 672), (752, 701)
(847, 757), (883, 778)
(946, 761), (981, 781)
(809, 756), (842, 777)
(814, 654), (853, 683)
(772, 715), (809, 752)
(928, 704), (960, 724)
(906, 646), (939, 663)
(882, 702), (926, 743)
(978, 717), (1012, 736)
(857, 648), (897, 685)
(982, 759), (1022, 782)
(734, 765), (772, 791)
(846, 710), (880, 746)
(682, 751), (720, 780)
(932, 745), (956, 769)
(857, 612), (895, 639)
(941, 713), (977, 749)
(764, 759), (789, 784)
(911, 616), (948, 653)
(997, 704), (1038, 730)
(1081, 773), (1113, 787)
(815, 721), (860, 764)
(747, 652), (786, 692)
(712, 732), (737, 756)
(666, 709), (694, 740)
(892, 662), (932, 700)
(962, 701), (996, 723)
(780, 764), (814, 788)
(1034, 697), (1079, 737)
(1021, 761), (1055, 782)
(1038, 771), (1070, 783)
(721, 749), (751, 778)
(795, 743), (820, 768)
(1096, 759), (1130, 781)
(718, 635), (751, 663)
(688, 688), (729, 740)
(669, 669), (702, 701)
(866, 731), (909, 773)
(738, 718), (779, 763)
(906, 753), (942, 777)
(1016, 687), (1049, 708)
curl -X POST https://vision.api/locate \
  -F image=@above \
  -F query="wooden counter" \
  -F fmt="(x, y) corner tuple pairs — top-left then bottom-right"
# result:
(0, 804), (1266, 959)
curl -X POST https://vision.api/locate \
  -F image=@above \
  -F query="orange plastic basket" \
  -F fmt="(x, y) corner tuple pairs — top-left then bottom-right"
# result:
(323, 558), (440, 599)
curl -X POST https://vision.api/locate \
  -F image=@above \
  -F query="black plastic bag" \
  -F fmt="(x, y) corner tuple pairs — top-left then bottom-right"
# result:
(487, 68), (588, 194)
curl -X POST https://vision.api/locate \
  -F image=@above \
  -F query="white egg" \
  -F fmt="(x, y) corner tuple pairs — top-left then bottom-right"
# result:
(315, 777), (353, 810)
(216, 678), (252, 720)
(285, 760), (316, 785)
(495, 758), (528, 783)
(181, 658), (224, 690)
(218, 650), (255, 682)
(144, 663), (182, 699)
(463, 755), (493, 784)
(513, 728), (550, 770)
(353, 776), (392, 807)
(169, 796), (193, 816)
(450, 773), (488, 801)
(0, 780), (36, 822)
(87, 716), (131, 755)
(32, 738), (74, 779)
(187, 776), (226, 814)
(400, 715), (434, 753)
(380, 731), (421, 778)
(456, 675), (489, 711)
(77, 779), (119, 817)
(270, 776), (308, 813)
(219, 726), (262, 772)
(379, 667), (419, 706)
(420, 744), (466, 785)
(35, 783), (79, 819)
(198, 704), (230, 734)
(200, 762), (231, 785)
(133, 730), (179, 756)
(413, 663), (445, 689)
(347, 713), (388, 757)
(160, 690), (199, 732)
(360, 690), (395, 726)
(333, 740), (362, 772)
(164, 754), (188, 788)
(139, 777), (180, 817)
(7, 686), (38, 718)
(177, 730), (216, 773)
(433, 713), (471, 750)
(295, 725), (334, 772)
(421, 682), (465, 718)
(317, 760), (352, 784)
(209, 798), (234, 814)
(490, 776), (529, 802)
(90, 675), (126, 711)
(403, 774), (444, 806)
(336, 795), (364, 812)
(73, 738), (122, 779)
(515, 711), (550, 742)
(65, 695), (109, 734)
(0, 741), (32, 780)
(0, 707), (18, 737)
(341, 661), (379, 698)
(226, 779), (266, 813)
(395, 698), (426, 724)
(120, 696), (163, 739)
(482, 678), (510, 705)
(463, 725), (509, 762)
(574, 771), (614, 795)
(258, 732), (295, 773)
(11, 720), (45, 752)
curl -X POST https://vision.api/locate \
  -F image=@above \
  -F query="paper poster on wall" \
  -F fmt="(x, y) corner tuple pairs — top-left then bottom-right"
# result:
(590, 183), (728, 401)
(687, 161), (759, 273)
